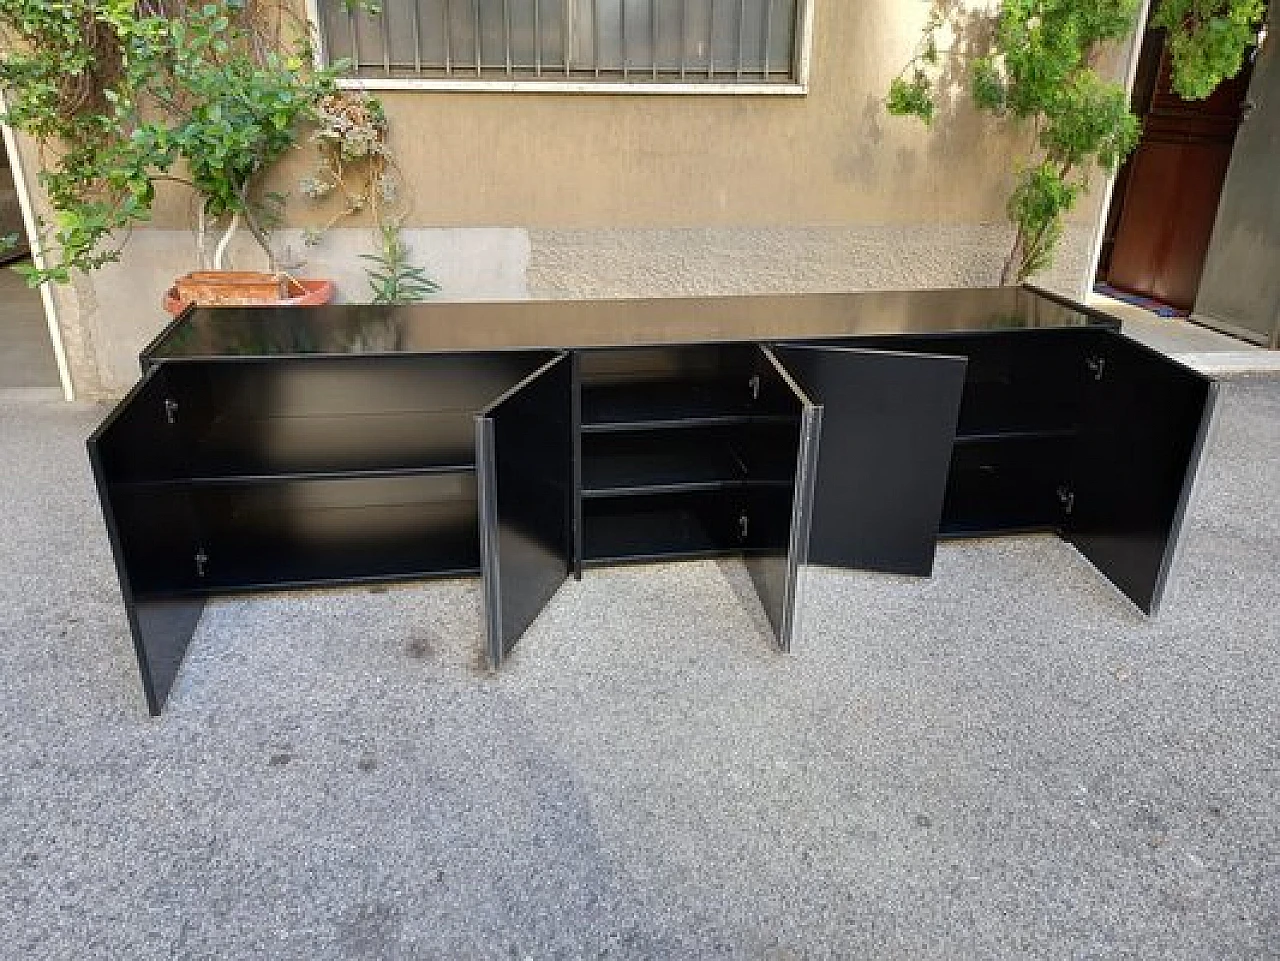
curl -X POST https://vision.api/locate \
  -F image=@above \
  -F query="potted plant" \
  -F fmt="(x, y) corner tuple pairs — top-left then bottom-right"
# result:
(298, 90), (440, 305)
(0, 0), (344, 309)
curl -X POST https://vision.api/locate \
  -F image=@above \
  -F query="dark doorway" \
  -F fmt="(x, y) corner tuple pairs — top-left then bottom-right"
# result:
(1096, 18), (1256, 312)
(0, 140), (61, 393)
(0, 146), (29, 264)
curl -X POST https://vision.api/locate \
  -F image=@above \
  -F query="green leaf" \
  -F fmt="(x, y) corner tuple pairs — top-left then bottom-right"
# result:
(886, 72), (935, 124)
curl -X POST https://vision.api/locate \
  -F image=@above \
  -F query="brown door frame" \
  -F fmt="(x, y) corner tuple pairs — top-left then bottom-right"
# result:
(1080, 1), (1154, 302)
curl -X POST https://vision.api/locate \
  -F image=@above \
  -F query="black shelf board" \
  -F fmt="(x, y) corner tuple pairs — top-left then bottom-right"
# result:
(123, 473), (482, 597)
(953, 426), (1079, 445)
(582, 497), (741, 562)
(938, 523), (1061, 540)
(583, 479), (788, 498)
(582, 548), (739, 567)
(134, 566), (482, 601)
(582, 413), (795, 434)
(581, 380), (790, 432)
(581, 444), (790, 499)
(193, 512), (479, 593)
(113, 463), (476, 491)
(955, 392), (1081, 439)
(185, 409), (477, 478)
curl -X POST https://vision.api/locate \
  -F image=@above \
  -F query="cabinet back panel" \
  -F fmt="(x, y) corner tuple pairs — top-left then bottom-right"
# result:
(583, 491), (746, 562)
(160, 354), (551, 478)
(792, 330), (1091, 435)
(578, 344), (759, 385)
(941, 437), (1072, 535)
(191, 474), (480, 589)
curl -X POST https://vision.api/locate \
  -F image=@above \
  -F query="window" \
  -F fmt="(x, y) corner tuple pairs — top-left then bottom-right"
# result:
(313, 0), (809, 89)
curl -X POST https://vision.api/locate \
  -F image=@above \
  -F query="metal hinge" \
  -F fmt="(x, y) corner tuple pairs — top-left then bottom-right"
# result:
(738, 512), (750, 540)
(1057, 485), (1076, 515)
(163, 397), (179, 425)
(748, 374), (761, 401)
(1085, 355), (1106, 382)
(194, 549), (208, 578)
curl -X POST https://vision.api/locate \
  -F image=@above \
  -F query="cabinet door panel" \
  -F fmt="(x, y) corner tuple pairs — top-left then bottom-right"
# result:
(744, 348), (822, 652)
(87, 366), (204, 715)
(1066, 334), (1217, 614)
(772, 345), (967, 576)
(477, 354), (573, 666)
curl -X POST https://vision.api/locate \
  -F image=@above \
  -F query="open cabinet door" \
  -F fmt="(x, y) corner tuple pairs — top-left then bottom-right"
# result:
(772, 345), (967, 576)
(741, 348), (823, 652)
(1065, 334), (1218, 615)
(86, 366), (205, 716)
(476, 353), (573, 667)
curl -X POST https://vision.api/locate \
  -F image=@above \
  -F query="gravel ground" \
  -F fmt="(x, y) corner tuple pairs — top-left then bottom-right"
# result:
(0, 376), (1276, 960)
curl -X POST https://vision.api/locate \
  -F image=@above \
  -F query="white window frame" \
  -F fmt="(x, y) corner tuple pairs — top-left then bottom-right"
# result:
(304, 0), (814, 94)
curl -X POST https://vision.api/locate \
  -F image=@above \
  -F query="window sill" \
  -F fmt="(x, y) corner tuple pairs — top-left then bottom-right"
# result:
(335, 77), (808, 96)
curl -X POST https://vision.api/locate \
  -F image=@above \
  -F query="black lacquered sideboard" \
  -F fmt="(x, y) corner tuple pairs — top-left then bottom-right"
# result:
(88, 286), (1218, 714)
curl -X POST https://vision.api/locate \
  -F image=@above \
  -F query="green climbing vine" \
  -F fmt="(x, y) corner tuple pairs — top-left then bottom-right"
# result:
(886, 0), (1267, 284)
(0, 0), (343, 286)
(1153, 1), (1268, 100)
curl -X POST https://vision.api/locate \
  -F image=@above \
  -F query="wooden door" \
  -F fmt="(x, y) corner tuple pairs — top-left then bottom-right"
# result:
(1106, 43), (1253, 310)
(1193, 27), (1280, 346)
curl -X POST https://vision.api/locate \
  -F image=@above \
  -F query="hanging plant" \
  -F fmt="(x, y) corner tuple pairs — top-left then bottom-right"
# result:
(298, 88), (438, 303)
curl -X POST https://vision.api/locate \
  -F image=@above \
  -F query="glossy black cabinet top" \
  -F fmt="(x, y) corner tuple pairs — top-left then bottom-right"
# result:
(144, 285), (1118, 361)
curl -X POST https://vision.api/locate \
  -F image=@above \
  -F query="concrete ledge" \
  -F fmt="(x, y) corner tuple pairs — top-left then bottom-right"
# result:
(1088, 293), (1280, 376)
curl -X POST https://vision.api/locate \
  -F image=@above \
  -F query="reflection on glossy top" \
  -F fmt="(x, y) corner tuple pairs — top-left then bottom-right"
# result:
(144, 285), (1117, 361)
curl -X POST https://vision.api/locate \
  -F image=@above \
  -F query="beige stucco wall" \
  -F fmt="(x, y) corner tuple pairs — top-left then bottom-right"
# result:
(16, 0), (1139, 397)
(235, 0), (1057, 231)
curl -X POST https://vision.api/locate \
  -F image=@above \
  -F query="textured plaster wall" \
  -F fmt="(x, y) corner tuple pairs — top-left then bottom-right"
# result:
(527, 225), (1096, 299)
(146, 0), (1123, 233)
(10, 0), (1141, 397)
(75, 220), (1092, 397)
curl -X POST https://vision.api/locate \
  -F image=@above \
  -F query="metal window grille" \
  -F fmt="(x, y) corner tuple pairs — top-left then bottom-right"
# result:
(318, 0), (801, 83)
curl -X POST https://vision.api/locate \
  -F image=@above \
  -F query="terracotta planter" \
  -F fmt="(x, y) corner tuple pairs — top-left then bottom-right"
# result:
(163, 272), (335, 316)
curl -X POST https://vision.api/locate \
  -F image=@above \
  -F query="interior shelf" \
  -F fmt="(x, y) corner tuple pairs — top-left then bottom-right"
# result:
(581, 434), (791, 498)
(115, 472), (482, 596)
(940, 436), (1071, 535)
(582, 492), (744, 563)
(183, 409), (477, 479)
(954, 426), (1079, 445)
(954, 390), (1082, 439)
(114, 462), (476, 490)
(581, 380), (790, 432)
